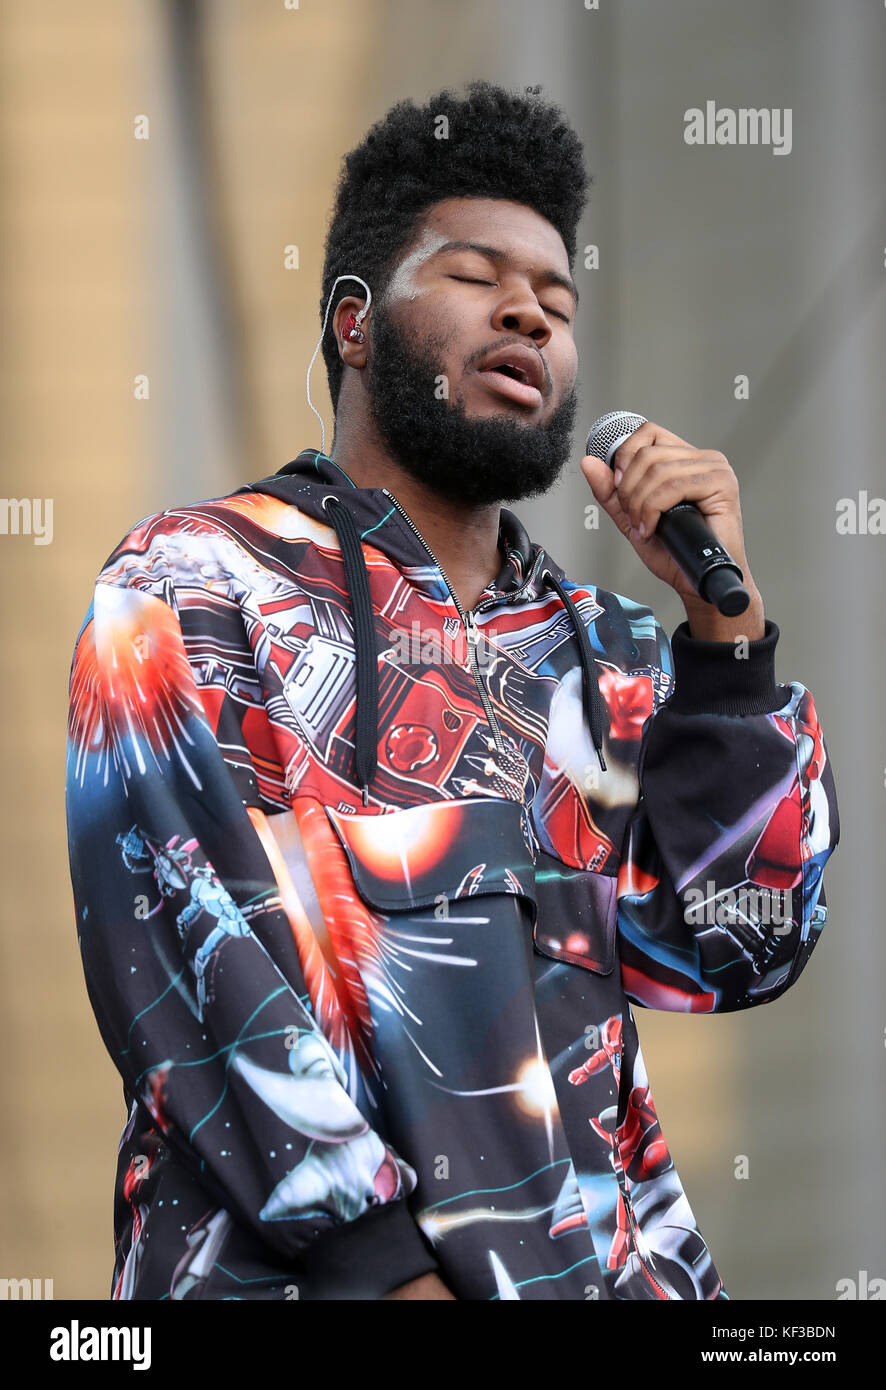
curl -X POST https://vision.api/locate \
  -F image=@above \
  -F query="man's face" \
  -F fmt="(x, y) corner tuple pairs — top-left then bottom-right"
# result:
(363, 197), (580, 507)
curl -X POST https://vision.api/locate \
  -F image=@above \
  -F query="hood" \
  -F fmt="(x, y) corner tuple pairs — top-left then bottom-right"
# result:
(238, 448), (636, 803)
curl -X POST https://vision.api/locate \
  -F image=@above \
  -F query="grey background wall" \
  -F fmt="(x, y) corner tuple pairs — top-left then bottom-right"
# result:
(1, 0), (882, 1298)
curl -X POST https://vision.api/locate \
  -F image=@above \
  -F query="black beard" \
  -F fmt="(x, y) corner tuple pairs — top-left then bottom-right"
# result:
(364, 298), (579, 507)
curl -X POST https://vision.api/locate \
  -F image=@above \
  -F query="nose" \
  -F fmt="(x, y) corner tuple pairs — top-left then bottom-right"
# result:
(490, 283), (552, 348)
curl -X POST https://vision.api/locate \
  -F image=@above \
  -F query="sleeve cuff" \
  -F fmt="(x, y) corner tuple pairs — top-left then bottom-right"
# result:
(666, 617), (791, 716)
(291, 1197), (440, 1300)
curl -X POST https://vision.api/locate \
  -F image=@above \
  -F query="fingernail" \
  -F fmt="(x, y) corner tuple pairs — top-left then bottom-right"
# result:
(638, 521), (647, 538)
(613, 469), (623, 485)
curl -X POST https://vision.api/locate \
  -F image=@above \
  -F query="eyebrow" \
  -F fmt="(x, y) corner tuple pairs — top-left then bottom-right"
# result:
(431, 239), (580, 308)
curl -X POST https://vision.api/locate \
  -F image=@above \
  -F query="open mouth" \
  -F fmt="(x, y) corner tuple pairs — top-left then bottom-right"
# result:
(477, 364), (543, 407)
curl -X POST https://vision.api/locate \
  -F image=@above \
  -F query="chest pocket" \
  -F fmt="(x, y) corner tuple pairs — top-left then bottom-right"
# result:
(324, 796), (538, 916)
(323, 798), (614, 983)
(531, 849), (617, 976)
(320, 798), (542, 1071)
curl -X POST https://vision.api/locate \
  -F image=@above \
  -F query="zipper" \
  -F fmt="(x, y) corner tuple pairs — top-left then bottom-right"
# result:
(615, 1171), (671, 1298)
(599, 1147), (672, 1300)
(381, 487), (508, 758)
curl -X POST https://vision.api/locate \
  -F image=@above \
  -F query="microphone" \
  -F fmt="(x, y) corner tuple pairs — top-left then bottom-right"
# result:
(585, 411), (750, 617)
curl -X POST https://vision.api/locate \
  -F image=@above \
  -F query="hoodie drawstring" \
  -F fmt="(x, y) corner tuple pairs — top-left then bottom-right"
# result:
(322, 495), (608, 803)
(541, 569), (609, 774)
(322, 496), (379, 805)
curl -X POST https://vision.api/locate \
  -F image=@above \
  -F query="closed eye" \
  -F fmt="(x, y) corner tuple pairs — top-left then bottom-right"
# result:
(449, 276), (571, 322)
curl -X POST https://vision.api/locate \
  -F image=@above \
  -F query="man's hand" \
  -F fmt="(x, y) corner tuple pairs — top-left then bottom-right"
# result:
(580, 419), (765, 642)
(383, 1272), (457, 1300)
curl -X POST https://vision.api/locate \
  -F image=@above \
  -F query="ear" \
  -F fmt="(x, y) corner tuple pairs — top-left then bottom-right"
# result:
(333, 295), (371, 369)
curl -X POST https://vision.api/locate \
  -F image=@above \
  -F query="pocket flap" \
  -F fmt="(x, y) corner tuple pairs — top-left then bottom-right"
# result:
(532, 850), (617, 975)
(325, 798), (538, 913)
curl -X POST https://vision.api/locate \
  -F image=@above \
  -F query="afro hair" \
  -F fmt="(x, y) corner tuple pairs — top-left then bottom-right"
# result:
(319, 80), (590, 411)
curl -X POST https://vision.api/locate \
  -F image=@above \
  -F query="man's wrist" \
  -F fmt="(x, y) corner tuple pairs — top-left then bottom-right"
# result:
(680, 580), (765, 643)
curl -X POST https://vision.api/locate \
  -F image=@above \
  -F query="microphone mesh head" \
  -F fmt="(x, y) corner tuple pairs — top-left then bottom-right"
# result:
(585, 411), (648, 467)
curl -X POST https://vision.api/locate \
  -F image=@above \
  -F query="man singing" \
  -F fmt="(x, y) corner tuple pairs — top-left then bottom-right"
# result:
(65, 81), (838, 1301)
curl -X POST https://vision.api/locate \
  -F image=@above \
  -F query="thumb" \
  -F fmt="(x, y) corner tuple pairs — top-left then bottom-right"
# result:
(580, 454), (616, 504)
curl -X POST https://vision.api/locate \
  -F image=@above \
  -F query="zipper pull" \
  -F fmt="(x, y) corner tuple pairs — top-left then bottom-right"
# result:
(464, 609), (479, 646)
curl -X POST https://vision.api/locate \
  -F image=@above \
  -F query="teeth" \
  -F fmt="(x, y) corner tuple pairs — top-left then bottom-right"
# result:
(481, 360), (536, 388)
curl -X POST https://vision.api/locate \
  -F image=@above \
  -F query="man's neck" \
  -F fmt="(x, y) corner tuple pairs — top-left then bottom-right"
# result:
(330, 420), (504, 613)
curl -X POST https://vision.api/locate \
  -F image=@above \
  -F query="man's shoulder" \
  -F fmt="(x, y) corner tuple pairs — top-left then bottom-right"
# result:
(92, 485), (320, 597)
(553, 574), (667, 656)
(552, 578), (675, 708)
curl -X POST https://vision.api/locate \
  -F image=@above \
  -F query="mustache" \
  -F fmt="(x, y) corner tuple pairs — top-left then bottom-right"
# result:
(371, 309), (562, 412)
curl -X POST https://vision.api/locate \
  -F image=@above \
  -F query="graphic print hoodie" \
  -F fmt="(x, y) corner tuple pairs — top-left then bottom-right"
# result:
(65, 448), (839, 1301)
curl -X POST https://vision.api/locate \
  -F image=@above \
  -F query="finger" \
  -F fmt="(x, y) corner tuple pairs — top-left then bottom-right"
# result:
(631, 466), (737, 537)
(580, 454), (617, 504)
(611, 420), (692, 477)
(613, 443), (703, 500)
(625, 454), (733, 526)
(580, 456), (635, 536)
(581, 455), (630, 526)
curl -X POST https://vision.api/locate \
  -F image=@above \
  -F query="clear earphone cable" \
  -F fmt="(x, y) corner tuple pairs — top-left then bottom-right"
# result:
(305, 274), (372, 454)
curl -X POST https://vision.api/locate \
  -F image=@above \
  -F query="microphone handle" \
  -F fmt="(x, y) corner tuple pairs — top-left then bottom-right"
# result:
(655, 501), (750, 617)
